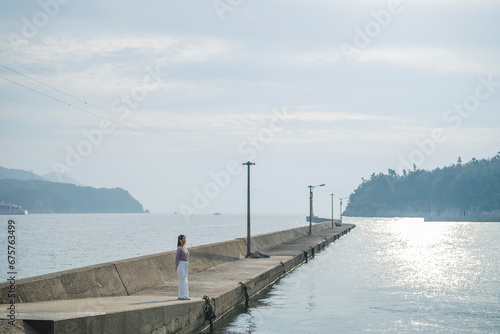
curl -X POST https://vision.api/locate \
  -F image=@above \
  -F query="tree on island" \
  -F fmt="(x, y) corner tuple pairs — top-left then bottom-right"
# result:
(344, 153), (500, 219)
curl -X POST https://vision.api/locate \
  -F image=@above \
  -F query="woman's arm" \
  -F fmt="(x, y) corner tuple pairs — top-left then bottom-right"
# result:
(175, 247), (181, 270)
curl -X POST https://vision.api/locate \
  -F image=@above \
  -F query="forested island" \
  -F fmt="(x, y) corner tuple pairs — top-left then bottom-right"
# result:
(0, 179), (146, 213)
(344, 153), (500, 221)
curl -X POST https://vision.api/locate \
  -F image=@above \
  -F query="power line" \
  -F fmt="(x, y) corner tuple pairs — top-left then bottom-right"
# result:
(0, 74), (230, 160)
(1, 64), (93, 107)
(0, 74), (108, 120)
(0, 65), (234, 161)
(4, 63), (230, 160)
(1, 64), (234, 161)
(1, 70), (310, 188)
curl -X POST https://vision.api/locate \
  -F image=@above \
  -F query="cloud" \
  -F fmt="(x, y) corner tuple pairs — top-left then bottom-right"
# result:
(284, 49), (344, 65)
(358, 47), (500, 75)
(286, 46), (500, 75)
(2, 34), (238, 64)
(0, 34), (240, 95)
(289, 109), (402, 122)
(133, 108), (399, 131)
(119, 108), (416, 149)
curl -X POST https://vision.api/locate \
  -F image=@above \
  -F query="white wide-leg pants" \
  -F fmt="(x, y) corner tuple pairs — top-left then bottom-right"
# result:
(177, 261), (189, 299)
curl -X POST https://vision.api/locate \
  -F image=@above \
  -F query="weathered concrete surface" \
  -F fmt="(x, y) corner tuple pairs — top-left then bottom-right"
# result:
(114, 238), (247, 296)
(0, 223), (355, 334)
(0, 263), (128, 304)
(0, 239), (248, 304)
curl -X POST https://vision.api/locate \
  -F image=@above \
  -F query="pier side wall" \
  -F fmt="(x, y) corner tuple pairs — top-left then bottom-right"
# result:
(114, 238), (247, 296)
(0, 223), (331, 304)
(248, 221), (332, 252)
(10, 263), (128, 303)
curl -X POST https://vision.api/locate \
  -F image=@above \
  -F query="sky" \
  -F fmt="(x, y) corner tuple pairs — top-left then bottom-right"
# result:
(1, 0), (499, 218)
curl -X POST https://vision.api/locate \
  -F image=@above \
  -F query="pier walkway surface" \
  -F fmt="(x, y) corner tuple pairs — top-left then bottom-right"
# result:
(0, 222), (355, 334)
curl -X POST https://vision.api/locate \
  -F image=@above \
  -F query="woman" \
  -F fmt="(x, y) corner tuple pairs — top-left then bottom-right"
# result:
(175, 234), (190, 300)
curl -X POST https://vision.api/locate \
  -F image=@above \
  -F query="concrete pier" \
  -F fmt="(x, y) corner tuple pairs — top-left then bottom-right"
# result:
(0, 222), (355, 334)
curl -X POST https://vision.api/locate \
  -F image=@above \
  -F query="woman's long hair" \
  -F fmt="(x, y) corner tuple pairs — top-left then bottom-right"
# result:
(177, 234), (185, 247)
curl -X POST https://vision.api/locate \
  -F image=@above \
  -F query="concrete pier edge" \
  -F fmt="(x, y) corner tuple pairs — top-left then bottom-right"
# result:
(198, 242), (325, 333)
(0, 222), (355, 334)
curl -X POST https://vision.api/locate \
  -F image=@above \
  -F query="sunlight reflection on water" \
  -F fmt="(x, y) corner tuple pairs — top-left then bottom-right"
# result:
(216, 217), (500, 334)
(384, 220), (479, 298)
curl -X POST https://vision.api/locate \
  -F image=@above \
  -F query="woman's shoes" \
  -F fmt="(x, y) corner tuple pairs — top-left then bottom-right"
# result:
(178, 297), (191, 300)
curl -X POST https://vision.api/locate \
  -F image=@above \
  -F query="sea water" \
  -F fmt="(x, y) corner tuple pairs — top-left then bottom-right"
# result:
(214, 217), (500, 333)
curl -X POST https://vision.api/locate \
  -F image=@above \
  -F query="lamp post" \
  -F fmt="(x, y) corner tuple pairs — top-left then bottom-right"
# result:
(331, 193), (335, 228)
(243, 161), (255, 257)
(339, 197), (347, 225)
(308, 184), (325, 236)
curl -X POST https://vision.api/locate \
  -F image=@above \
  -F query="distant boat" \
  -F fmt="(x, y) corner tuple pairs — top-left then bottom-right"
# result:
(306, 215), (330, 223)
(0, 202), (28, 215)
(213, 212), (222, 215)
(306, 214), (319, 222)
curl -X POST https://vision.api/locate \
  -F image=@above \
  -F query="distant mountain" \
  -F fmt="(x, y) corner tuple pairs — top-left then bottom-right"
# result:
(344, 153), (500, 220)
(41, 172), (84, 186)
(0, 166), (47, 182)
(0, 179), (146, 213)
(0, 166), (84, 187)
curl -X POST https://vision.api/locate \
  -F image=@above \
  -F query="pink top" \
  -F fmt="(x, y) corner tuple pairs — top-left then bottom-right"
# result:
(175, 246), (189, 265)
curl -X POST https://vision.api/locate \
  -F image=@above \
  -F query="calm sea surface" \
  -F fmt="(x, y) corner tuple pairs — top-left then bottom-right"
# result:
(1, 215), (499, 333)
(215, 217), (500, 334)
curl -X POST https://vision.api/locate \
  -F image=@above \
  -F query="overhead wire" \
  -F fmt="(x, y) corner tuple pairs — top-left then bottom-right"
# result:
(0, 74), (112, 121)
(1, 65), (312, 185)
(0, 73), (229, 160)
(0, 64), (235, 162)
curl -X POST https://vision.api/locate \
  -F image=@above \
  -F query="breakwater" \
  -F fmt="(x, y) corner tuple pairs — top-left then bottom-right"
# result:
(0, 221), (354, 334)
